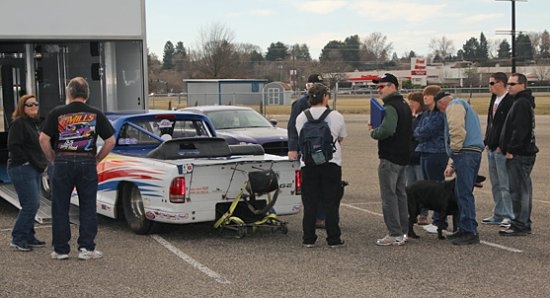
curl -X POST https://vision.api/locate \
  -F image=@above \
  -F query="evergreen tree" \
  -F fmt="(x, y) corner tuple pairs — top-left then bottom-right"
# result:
(477, 33), (489, 63)
(498, 40), (511, 59)
(265, 42), (289, 61)
(162, 41), (175, 69)
(516, 33), (534, 62)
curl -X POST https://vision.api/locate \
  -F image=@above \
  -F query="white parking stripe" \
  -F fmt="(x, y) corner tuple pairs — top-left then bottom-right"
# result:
(341, 203), (524, 253)
(150, 234), (231, 284)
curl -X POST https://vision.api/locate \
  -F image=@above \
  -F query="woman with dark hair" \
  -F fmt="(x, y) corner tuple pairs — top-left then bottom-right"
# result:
(8, 94), (48, 251)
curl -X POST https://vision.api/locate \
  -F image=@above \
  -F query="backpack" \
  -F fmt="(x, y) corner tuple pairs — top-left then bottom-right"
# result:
(299, 108), (335, 166)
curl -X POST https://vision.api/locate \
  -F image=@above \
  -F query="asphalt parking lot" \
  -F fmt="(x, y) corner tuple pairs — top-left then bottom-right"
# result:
(1, 114), (550, 297)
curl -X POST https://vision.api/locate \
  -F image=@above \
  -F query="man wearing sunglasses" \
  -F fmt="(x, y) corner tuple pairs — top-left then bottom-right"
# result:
(369, 73), (412, 246)
(482, 72), (514, 228)
(499, 73), (538, 236)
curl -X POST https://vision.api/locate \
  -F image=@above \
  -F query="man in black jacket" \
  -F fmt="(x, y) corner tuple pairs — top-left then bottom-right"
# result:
(369, 73), (412, 246)
(499, 73), (538, 236)
(482, 72), (514, 227)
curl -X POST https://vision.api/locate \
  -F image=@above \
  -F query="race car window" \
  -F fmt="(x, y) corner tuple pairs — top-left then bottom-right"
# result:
(117, 119), (210, 146)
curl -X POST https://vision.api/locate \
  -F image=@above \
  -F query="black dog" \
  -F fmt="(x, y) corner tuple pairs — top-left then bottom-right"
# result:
(406, 175), (486, 240)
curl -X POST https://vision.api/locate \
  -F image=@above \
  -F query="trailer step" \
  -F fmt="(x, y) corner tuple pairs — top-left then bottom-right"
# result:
(0, 184), (80, 224)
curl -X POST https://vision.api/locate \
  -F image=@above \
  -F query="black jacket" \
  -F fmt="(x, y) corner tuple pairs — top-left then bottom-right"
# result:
(499, 89), (538, 156)
(378, 93), (412, 165)
(287, 93), (310, 151)
(7, 116), (48, 172)
(484, 93), (514, 150)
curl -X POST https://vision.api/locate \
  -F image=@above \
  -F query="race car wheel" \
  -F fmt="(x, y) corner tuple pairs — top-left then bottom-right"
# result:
(123, 184), (156, 234)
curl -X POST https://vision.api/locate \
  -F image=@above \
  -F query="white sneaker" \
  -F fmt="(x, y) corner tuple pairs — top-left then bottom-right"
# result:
(78, 248), (103, 260)
(500, 218), (512, 228)
(375, 235), (405, 246)
(51, 251), (69, 260)
(423, 224), (439, 234)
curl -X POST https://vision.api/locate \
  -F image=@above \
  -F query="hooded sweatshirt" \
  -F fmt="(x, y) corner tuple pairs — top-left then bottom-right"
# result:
(499, 89), (539, 156)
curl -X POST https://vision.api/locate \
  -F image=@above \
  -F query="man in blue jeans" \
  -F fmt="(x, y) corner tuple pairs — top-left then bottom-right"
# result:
(482, 72), (514, 227)
(39, 77), (115, 260)
(498, 73), (538, 236)
(435, 91), (484, 245)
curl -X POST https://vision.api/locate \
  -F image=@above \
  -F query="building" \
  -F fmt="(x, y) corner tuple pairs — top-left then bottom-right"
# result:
(184, 79), (267, 106)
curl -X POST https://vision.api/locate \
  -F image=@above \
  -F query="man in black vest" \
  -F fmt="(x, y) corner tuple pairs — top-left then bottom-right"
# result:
(369, 73), (412, 246)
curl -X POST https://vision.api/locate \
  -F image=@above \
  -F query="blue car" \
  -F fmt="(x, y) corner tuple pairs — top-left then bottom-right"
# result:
(181, 105), (288, 156)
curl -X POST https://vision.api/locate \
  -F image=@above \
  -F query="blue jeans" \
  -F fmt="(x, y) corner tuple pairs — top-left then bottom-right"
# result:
(487, 150), (513, 220)
(378, 159), (409, 237)
(51, 155), (98, 254)
(420, 152), (448, 227)
(406, 164), (427, 217)
(452, 150), (481, 234)
(506, 155), (535, 232)
(8, 164), (41, 246)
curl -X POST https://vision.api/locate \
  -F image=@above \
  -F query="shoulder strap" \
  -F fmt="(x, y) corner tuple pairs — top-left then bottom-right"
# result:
(318, 108), (332, 121)
(304, 109), (313, 121)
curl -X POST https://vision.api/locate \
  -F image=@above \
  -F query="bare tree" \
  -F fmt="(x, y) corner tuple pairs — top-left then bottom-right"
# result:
(361, 32), (393, 69)
(190, 23), (239, 78)
(429, 36), (455, 61)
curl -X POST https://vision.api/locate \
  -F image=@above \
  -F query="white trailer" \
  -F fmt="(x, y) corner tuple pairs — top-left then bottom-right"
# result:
(0, 0), (149, 222)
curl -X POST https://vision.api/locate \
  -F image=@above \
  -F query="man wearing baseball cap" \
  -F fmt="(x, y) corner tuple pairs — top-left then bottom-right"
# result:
(287, 73), (326, 228)
(369, 73), (412, 246)
(436, 91), (484, 245)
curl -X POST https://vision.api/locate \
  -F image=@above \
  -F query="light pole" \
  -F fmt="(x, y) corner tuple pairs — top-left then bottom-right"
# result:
(496, 0), (527, 73)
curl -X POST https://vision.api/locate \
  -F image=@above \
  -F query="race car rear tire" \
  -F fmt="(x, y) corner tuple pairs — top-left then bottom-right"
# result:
(123, 184), (156, 234)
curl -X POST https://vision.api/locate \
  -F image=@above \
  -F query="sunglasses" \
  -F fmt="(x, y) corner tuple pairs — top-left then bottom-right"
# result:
(24, 102), (39, 107)
(507, 82), (519, 86)
(489, 81), (497, 86)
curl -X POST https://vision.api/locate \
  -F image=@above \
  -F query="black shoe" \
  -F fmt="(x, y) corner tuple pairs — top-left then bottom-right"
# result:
(10, 242), (32, 252)
(446, 230), (464, 240)
(499, 228), (527, 236)
(452, 233), (480, 245)
(28, 239), (46, 248)
(328, 240), (345, 248)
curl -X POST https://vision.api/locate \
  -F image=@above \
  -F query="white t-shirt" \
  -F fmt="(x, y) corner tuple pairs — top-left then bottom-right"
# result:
(295, 106), (347, 166)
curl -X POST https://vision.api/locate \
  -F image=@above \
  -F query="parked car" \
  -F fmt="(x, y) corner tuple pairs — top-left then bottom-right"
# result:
(181, 105), (288, 156)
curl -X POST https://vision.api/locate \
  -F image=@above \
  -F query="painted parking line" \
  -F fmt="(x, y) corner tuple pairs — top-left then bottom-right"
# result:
(341, 203), (524, 253)
(150, 234), (231, 284)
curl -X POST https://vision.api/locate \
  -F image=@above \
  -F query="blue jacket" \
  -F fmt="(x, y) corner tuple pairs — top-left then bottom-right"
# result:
(414, 109), (446, 154)
(287, 93), (310, 151)
(444, 98), (484, 156)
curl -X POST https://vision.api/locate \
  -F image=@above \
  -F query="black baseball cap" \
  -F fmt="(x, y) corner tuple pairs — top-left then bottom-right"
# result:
(307, 74), (324, 83)
(372, 73), (399, 88)
(434, 91), (452, 102)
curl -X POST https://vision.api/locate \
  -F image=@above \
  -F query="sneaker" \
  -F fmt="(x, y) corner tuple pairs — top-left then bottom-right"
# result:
(417, 216), (429, 226)
(10, 242), (32, 252)
(28, 239), (46, 248)
(51, 251), (69, 260)
(328, 241), (345, 248)
(446, 230), (464, 240)
(499, 228), (527, 236)
(482, 216), (501, 225)
(302, 243), (316, 248)
(423, 224), (439, 234)
(78, 248), (103, 260)
(375, 235), (405, 246)
(500, 218), (512, 228)
(452, 233), (480, 245)
(403, 234), (409, 242)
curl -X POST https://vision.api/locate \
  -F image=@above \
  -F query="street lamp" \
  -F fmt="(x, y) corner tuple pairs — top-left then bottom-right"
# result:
(496, 0), (527, 73)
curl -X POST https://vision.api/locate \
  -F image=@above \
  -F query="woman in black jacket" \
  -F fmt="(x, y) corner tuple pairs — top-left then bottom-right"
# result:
(8, 94), (48, 251)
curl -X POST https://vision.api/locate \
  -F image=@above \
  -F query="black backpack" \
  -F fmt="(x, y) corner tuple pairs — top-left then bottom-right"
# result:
(299, 109), (335, 166)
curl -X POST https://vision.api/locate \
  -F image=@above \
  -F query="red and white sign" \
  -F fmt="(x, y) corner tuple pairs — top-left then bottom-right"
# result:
(411, 57), (427, 86)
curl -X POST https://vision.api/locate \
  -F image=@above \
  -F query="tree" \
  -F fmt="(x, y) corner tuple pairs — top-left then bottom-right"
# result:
(498, 39), (511, 59)
(539, 30), (550, 59)
(162, 41), (175, 69)
(516, 32), (534, 62)
(290, 43), (311, 61)
(265, 42), (289, 61)
(173, 41), (187, 72)
(429, 36), (455, 61)
(191, 23), (239, 78)
(320, 40), (344, 63)
(461, 37), (480, 61)
(477, 33), (489, 64)
(361, 32), (393, 69)
(342, 35), (361, 69)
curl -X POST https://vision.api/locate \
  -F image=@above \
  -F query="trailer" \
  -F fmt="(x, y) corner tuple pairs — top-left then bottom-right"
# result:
(0, 0), (148, 222)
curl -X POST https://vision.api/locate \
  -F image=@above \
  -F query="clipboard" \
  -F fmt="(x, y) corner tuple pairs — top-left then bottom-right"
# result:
(370, 97), (385, 128)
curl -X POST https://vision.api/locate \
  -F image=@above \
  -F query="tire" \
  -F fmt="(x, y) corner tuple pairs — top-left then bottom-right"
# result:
(122, 184), (156, 234)
(40, 171), (51, 199)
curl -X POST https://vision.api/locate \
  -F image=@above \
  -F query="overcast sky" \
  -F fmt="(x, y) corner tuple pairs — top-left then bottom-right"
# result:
(146, 0), (547, 59)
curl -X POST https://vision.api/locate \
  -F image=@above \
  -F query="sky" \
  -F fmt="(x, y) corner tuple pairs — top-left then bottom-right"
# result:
(146, 0), (547, 60)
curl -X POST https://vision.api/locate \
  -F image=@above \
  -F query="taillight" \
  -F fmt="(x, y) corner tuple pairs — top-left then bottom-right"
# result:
(295, 170), (301, 195)
(169, 177), (186, 203)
